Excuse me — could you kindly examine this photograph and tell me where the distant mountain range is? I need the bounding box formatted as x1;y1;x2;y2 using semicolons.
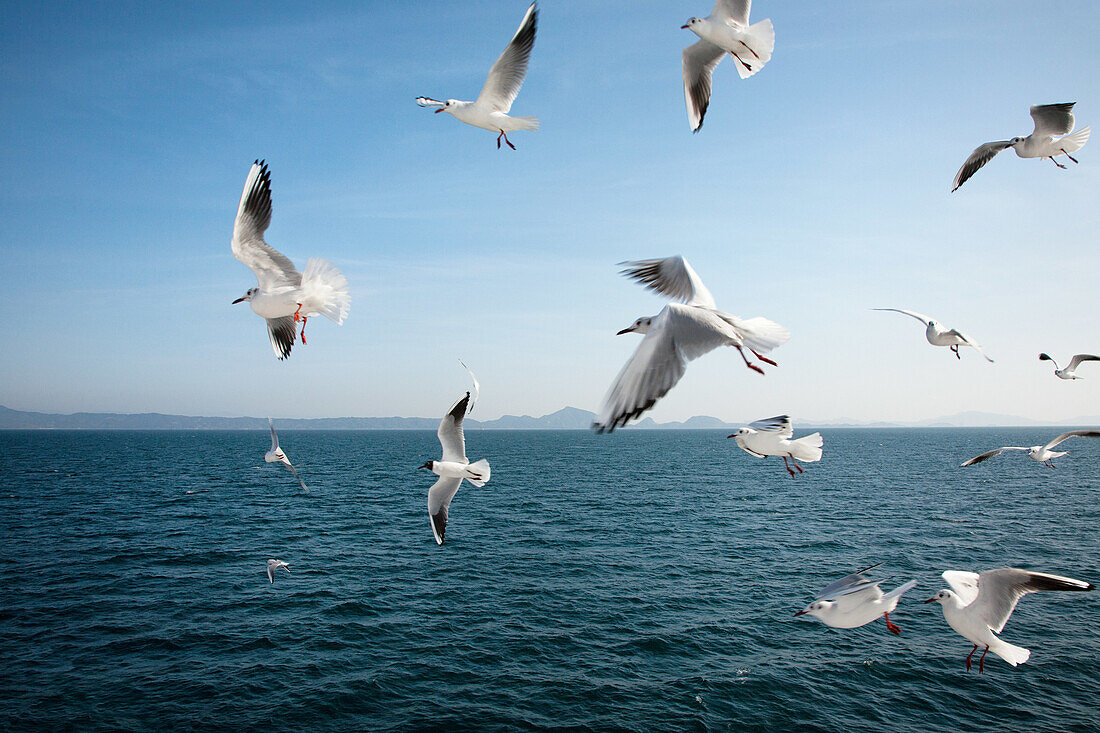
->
1;405;1096;431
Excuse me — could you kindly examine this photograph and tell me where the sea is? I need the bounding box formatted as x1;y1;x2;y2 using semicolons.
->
1;428;1098;731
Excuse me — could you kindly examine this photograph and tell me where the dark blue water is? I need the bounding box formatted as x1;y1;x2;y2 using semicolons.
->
2;428;1098;731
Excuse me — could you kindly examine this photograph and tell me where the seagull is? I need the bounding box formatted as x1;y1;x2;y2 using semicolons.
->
419;392;491;545
873;308;993;362
266;419;307;491
728;415;823;477
459;359;480;413
795;563;917;635
1039;352;1100;380
231;160;351;359
593;256;789;433
681;0;774;132
925;568;1094;672
416;3;538;150
266;559;290;584
952;103;1090;191
961;430;1100;468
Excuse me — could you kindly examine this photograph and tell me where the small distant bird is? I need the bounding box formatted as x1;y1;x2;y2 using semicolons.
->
728;415;823;477
925;568;1094;672
961;430;1100;468
1039;352;1099;380
681;0;774;132
231;160;351;359
795;563;917;635
594;256;789;433
419;392;491;545
416;3;539;149
266;419;307;491
873;309;993;362
266;559;290;584
952;103;1090;191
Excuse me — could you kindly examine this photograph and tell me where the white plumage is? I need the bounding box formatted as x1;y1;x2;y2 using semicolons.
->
873;308;993;362
728;415;823;477
795;563;917;635
420;392;492;545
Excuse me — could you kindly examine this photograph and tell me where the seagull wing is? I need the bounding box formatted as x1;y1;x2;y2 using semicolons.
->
594;304;730;433
619;256;717;309
265;316;296;360
944;329;994;362
681;40;726;134
475;2;537;114
713;0;751;26
872;308;933;325
1030;102;1075;137
459;360;480;414
438;392;471;463
815;562;886;600
416;96;446;108
231;161;301;290
942;570;981;606
970;568;1094;633
427;476;463;545
268;418;279;452
267;565;274;583
284;461;307;492
1043;430;1100;451
951;140;1014;192
961;447;1029;466
747;415;793;438
1067;354;1100;372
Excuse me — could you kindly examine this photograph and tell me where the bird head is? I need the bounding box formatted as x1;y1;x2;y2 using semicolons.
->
418;460;435;471
727;428;751;440
681;17;701;30
436;100;458;114
794;601;830;618
232;287;258;305
1010;136;1024;146
924;590;950;605
617;317;653;335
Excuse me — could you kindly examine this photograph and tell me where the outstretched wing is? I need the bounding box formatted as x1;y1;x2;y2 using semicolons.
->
1067;354;1100;372
961;446;1029;466
1030;102;1075;137
284;461;307;492
427;476;463;545
971;567;1094;633
951;140;1013;192
438;392;471;463
619;256;717;309
459;360;480;414
1043;430;1100;451
748;415;793;438
268;418;279;452
945;329;994;362
942;570;981;606
873;308;933;326
231;161;300;290
266;316;296;360
713;0;751;27
476;3;537;113
681;40;725;134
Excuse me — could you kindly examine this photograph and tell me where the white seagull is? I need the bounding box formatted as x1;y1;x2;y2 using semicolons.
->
795;563;918;636
681;0;774;132
266;419;307;491
873;308;993;362
416;3;539;150
1039;352;1099;380
925;568;1094;672
961;430;1100;468
728;415;823;478
419;392;491;545
266;559;290;584
594;256;789;433
231;160;351;359
952;103;1090;191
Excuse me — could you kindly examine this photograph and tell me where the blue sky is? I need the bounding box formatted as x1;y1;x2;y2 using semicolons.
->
1;1;1098;424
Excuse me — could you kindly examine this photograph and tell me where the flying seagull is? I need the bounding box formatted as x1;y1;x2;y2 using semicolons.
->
419;392;491;545
266;559;290;584
795;563;917;635
952;103;1090;191
873;309;993;362
231;161;351;359
961;430;1100;468
728;415;823;477
1039;352;1099;380
416;3;539;149
266;419;307;491
594;256;789;433
681;0;774;132
925;568;1094;672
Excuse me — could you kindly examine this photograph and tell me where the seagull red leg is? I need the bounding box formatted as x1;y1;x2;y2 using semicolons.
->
978;645;989;674
738;40;760;60
300;316;308;345
1049;157;1067;170
788;453;804;474
736;346;765;375
293;303;303;323
882;612;901;635
496;131;503;149
965;644;977;671
1061;148;1079;164
502;131;515;150
750;349;777;367
782;456;796;478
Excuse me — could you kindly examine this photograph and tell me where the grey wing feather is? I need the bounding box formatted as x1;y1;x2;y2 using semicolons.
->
952;141;1014;192
1067;354;1100;371
476;3;537;113
1031;102;1075;137
972;568;1094;633
945;329;994;362
681;40;725;134
266;316;296;360
713;0;751;26
961;447;1027;466
269;418;279;451
285;462;307;492
1044;430;1100;450
427;476;463;545
873;308;932;325
748;415;792;438
618;256;717;309
815;562;886;600
231;161;301;289
438;392;471;463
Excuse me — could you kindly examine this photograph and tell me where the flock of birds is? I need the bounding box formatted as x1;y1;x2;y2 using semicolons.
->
231;1;1096;674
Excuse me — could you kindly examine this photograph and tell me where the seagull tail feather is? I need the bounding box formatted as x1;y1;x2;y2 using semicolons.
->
1057;125;1090;155
511;116;539;131
299;257;351;324
464;459;491;487
790;432;823;462
731;18;774;79
991;639;1030;667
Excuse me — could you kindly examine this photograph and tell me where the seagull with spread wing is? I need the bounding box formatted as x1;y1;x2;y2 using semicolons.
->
265;419;307;492
728;415;823;477
230;161;350;359
925;568;1094;672
952;103;1090;191
593;256;789;433
419;392;491;545
266;559;290;584
873;308;993;362
416;3;539;150
795;563;917;635
961;430;1100;468
681;0;774;132
1039;352;1100;380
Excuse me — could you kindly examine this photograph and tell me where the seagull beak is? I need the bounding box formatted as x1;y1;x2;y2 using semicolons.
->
616;327;634;335
726;434;736;439
680;24;689;29
434;107;444;114
923;597;938;604
232;296;246;304
794;610;807;617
